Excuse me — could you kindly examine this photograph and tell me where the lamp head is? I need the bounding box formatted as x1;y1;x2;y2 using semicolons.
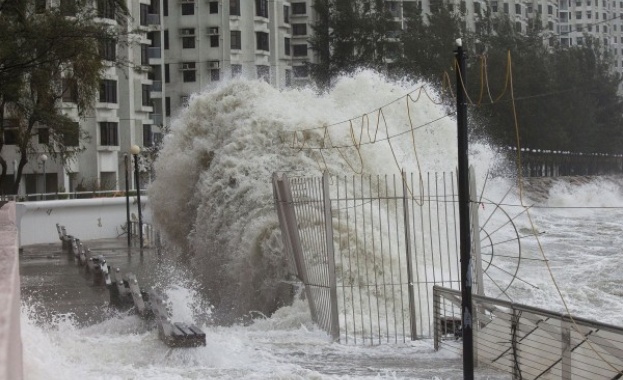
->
130;145;141;155
40;154;48;162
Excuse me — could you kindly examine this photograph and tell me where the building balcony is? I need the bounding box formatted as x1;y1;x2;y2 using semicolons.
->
150;113;163;126
147;14;160;26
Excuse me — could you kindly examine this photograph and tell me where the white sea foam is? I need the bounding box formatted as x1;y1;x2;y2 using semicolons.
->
22;72;623;379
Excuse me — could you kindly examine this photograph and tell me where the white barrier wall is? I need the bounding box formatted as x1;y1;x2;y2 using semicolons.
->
17;197;150;246
0;202;23;380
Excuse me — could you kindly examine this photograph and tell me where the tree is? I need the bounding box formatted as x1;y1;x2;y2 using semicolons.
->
0;0;131;194
309;0;395;90
469;16;623;153
398;2;464;86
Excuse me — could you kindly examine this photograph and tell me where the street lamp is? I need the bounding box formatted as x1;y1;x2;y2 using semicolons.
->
40;154;48;200
130;145;143;249
124;153;131;247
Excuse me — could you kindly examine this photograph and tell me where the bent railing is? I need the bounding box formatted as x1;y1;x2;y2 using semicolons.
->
433;285;623;379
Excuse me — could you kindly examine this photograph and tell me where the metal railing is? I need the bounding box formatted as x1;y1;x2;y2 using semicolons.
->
273;171;481;344
128;221;160;248
433;286;623;379
2;189;147;202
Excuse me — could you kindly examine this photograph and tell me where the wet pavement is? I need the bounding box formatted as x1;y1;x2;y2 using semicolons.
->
19;238;162;325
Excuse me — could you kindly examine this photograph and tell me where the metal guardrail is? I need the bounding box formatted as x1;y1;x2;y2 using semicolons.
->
433;286;623;379
273;171;480;344
2;189;147;202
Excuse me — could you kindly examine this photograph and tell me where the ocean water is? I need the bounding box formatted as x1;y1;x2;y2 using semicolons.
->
21;72;623;379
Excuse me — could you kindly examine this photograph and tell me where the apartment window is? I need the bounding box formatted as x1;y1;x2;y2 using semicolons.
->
587;0;591;4
257;65;269;82
38;128;49;145
515;22;522;32
515;4;520;13
474;2;481;13
577;0;582;5
292;2;306;14
460;1;466;13
538;5;542;13
99;39;116;61
140;3;149;26
292;23;307;36
181;2;194;15
231;64;242;77
163;0;168;16
293;65;308;78
504;3;509;13
293;44;307;57
284;5;290;23
64;122;79;147
165;64;170;83
285;69;292;87
99;80;117;103
210;35;219;47
97;0;115;18
181;28;196;48
230;0;241;16
142;84;151;106
527;4;532;13
209;1;218;13
285;37;291;55
576;11;582;19
3;127;17;145
596;12;599;19
211;69;220;81
256;0;268;17
181;62;196;82
587;24;592;31
180;95;189;107
141;44;149;65
163;30;169;49
576;24;583;31
99;122;118;146
587;10;592;18
548;5;553;14
143;125;153;147
491;1;498;12
256;32;269;51
62;78;77;103
231;30;241;49
577;36;584;44
549;21;554;30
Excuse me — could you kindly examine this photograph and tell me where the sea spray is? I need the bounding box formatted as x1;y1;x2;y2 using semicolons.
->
149;71;504;322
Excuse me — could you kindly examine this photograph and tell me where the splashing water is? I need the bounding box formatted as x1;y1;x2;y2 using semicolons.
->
148;71;502;322
22;71;623;378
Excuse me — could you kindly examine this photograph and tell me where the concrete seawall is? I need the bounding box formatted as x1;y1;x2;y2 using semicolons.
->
0;202;22;380
17;197;150;246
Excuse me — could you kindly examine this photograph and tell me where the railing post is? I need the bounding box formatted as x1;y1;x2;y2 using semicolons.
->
272;173;319;324
402;171;418;340
433;286;441;351
469;166;482;367
561;318;572;380
322;172;340;342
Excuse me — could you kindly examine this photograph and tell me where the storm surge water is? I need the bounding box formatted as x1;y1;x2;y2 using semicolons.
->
148;71;481;322
20;72;623;379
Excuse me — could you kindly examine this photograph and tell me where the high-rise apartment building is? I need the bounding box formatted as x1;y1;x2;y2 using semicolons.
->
3;0;621;198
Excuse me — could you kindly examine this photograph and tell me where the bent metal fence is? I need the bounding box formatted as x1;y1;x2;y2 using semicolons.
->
433;286;623;379
272;170;484;344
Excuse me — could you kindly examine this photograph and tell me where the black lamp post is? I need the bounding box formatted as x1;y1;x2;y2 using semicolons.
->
124;153;131;247
130;145;143;249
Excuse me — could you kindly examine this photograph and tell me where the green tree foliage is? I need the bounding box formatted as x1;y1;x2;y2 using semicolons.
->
309;0;395;89
399;1;464;86
0;0;131;194
470;16;623;153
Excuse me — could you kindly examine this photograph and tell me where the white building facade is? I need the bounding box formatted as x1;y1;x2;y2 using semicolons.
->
3;0;621;197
